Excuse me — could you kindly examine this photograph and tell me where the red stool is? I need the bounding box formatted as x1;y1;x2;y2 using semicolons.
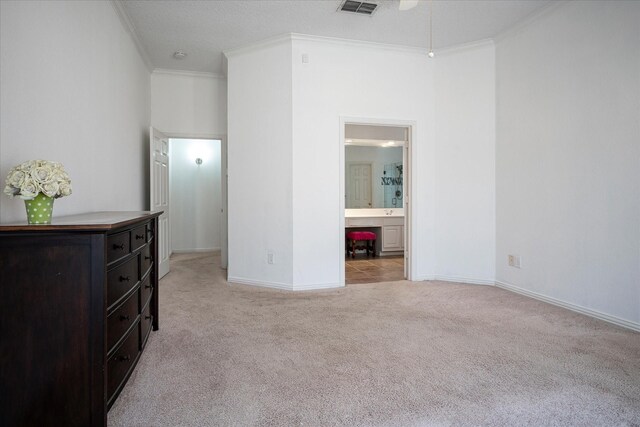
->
346;231;377;259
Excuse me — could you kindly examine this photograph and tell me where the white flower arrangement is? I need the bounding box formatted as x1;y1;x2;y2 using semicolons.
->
4;160;72;200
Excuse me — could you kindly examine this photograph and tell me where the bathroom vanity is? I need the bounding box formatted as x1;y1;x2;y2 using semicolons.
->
345;208;404;255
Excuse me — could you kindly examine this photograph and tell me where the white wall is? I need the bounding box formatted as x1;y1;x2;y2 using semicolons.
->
495;1;640;326
290;36;499;288
226;34;497;290
151;71;227;254
226;41;294;288
434;42;496;285
291;37;436;289
0;0;150;222
169;138;221;252
151;71;227;136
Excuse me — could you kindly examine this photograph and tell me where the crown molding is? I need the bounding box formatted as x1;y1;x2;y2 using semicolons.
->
224;33;429;59
223;34;292;58
289;33;428;56
152;69;226;79
434;39;494;57
493;0;570;44
110;0;153;72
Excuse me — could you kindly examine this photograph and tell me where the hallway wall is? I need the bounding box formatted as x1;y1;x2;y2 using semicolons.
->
170;139;222;252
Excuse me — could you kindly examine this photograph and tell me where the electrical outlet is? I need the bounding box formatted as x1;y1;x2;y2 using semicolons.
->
508;254;521;268
267;252;275;264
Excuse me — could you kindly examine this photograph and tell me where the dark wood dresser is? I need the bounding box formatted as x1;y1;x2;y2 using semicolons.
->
0;211;161;427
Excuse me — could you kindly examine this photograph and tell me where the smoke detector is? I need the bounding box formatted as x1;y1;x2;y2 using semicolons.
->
338;0;378;15
173;51;187;60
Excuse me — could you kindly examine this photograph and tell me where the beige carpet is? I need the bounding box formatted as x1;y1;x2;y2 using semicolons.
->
109;253;640;426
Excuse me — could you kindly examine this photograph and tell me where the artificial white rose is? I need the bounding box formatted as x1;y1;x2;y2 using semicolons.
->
5;160;72;200
60;170;70;181
42;181;60;198
31;165;54;184
4;184;19;197
23;160;38;170
19;178;40;200
58;181;72;197
50;172;63;184
8;169;26;187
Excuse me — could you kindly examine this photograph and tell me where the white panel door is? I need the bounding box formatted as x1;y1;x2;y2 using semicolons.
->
347;163;372;208
150;127;170;279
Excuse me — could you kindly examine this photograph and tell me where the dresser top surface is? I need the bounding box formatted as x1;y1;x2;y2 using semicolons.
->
0;211;162;232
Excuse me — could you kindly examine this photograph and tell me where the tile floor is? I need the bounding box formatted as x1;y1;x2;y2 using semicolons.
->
345;255;405;284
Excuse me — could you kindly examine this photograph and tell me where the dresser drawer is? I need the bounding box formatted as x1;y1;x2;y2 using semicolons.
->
107;326;140;403
131;225;147;252
107;291;139;354
107;256;139;309
141;244;153;278
107;231;130;264
146;221;154;241
140;274;153;308
140;299;153;349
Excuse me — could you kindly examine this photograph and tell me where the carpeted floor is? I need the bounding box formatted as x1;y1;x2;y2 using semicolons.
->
109;253;640;426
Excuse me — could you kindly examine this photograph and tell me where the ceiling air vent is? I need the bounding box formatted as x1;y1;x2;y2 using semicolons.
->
339;0;378;15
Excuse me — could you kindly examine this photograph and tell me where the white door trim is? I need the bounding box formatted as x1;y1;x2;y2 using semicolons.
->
150;127;171;279
160;133;228;269
339;117;416;285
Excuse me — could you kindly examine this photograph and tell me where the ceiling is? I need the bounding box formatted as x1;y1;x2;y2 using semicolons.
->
120;0;551;75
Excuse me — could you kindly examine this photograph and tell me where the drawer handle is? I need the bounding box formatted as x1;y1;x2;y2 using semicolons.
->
145;315;152;320
119;315;130;321
135;234;145;240
145;284;152;289
118;355;131;362
113;243;125;250
119;275;130;282
144;256;152;260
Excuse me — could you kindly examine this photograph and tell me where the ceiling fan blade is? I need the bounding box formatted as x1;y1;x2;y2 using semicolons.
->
399;0;419;11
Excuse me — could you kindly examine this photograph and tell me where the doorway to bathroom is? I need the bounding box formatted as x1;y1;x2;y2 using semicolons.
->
340;119;413;285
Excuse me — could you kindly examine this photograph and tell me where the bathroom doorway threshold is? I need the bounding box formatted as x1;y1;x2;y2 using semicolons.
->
345;255;404;285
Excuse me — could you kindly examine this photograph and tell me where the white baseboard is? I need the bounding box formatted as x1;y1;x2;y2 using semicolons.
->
495;280;640;333
228;276;293;291
228;276;343;292
434;275;495;286
411;274;493;286
172;248;221;254
293;282;343;291
412;274;435;281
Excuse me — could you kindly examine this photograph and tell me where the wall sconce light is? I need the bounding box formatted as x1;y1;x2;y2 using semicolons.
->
195;158;203;165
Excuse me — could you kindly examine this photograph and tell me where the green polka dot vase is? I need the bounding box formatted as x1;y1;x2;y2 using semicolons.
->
24;192;55;225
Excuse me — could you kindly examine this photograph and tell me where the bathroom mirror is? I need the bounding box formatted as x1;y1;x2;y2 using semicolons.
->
345;143;403;209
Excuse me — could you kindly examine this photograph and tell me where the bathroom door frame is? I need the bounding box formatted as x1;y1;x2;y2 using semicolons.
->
339;117;415;285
